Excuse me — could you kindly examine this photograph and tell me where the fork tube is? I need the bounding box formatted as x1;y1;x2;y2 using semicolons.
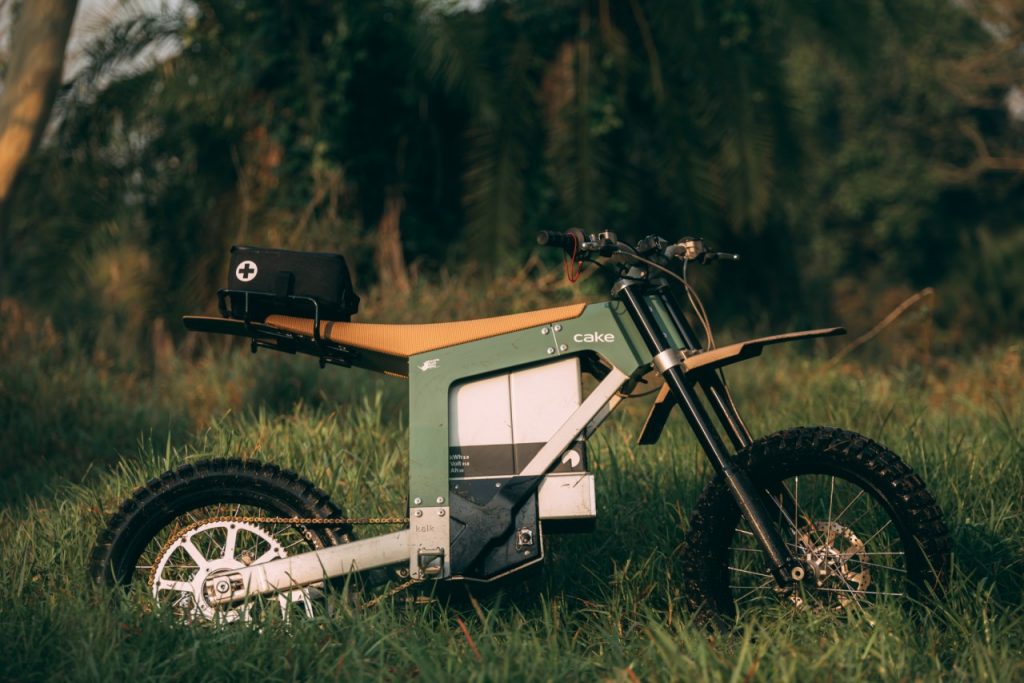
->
615;281;798;586
657;287;808;527
655;287;753;449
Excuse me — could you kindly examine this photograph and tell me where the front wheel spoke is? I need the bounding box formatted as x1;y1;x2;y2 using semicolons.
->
836;542;866;565
848;558;905;573
774;484;828;550
735;579;775;603
858;551;905;556
830;571;870;605
770;498;800;537
792;476;800;549
860;519;894;548
816;586;903;598
729;565;772;578
837;504;888;540
830;490;866;529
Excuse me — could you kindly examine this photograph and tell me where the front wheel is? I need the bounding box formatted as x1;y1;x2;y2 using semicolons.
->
681;427;950;621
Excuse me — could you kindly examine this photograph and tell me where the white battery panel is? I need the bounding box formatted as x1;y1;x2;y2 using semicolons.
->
449;373;513;447
509;358;581;445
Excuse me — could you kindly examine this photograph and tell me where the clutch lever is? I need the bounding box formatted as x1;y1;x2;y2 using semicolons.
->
665;237;740;264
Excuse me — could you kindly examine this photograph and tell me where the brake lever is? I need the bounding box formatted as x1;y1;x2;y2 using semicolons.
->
700;251;741;264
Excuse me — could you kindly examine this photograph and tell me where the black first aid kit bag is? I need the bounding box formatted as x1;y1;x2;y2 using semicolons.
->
222;245;360;322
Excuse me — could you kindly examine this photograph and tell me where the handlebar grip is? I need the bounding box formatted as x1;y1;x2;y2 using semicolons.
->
537;231;571;248
537;229;585;253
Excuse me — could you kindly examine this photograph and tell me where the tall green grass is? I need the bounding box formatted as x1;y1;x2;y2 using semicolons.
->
1;292;1023;681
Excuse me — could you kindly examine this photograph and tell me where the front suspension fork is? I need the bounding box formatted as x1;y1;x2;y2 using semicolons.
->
616;282;804;587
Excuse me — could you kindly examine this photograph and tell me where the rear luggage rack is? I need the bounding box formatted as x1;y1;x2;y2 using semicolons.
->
218;288;331;342
196;290;358;369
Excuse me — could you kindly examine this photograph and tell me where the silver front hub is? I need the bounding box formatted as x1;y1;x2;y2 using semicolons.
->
797;521;871;608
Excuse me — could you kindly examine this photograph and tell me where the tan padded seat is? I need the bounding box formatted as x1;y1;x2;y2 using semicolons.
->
264;303;587;358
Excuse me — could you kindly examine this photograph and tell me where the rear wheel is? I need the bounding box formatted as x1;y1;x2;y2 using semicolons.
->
90;459;354;623
681;427;950;621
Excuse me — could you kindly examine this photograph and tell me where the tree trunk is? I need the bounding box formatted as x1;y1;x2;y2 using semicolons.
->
373;188;411;294
0;0;79;294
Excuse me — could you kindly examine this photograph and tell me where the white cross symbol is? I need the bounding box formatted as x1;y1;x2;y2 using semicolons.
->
235;260;258;282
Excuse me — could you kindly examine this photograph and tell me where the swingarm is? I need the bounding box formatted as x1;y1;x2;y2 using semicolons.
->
203;531;410;607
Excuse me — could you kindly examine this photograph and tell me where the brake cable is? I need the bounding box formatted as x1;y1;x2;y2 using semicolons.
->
616;250;716;350
563;231;583;282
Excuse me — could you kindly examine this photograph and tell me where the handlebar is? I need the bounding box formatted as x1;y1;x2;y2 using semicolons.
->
537;229;739;265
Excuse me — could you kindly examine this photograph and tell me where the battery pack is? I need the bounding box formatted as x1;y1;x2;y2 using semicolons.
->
448;358;596;521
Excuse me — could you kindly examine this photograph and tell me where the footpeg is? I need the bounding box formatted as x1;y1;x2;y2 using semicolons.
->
417;548;445;577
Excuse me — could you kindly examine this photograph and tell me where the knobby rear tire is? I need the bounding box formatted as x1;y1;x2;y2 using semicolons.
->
89;458;352;589
680;427;950;622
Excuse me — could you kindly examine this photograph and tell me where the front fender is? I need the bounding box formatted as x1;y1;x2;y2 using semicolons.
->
636;327;846;446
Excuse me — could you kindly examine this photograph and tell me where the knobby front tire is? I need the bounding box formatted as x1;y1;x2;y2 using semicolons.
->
681;427;950;622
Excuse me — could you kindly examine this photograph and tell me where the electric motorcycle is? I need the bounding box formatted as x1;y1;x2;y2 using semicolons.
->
90;230;950;623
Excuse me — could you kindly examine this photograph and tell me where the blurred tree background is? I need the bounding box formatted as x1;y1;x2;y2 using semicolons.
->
2;0;1022;349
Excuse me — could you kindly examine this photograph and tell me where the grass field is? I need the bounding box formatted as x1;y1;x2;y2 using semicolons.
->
2;292;1023;682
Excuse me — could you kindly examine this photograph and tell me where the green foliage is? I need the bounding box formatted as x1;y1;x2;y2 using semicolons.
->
4;0;1023;343
777;0;1024;336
